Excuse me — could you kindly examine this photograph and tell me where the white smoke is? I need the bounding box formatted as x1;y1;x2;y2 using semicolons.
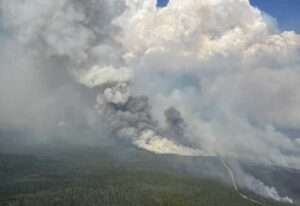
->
135;129;209;156
248;179;293;204
80;65;132;105
1;0;300;203
233;163;294;204
79;66;133;88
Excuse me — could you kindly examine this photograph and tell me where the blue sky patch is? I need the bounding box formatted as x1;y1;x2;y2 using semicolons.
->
157;0;300;32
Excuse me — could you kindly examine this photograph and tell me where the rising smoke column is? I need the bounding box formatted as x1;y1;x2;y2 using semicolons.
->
1;0;300;202
80;65;207;156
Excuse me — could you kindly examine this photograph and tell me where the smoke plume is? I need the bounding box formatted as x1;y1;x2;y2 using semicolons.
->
1;0;300;202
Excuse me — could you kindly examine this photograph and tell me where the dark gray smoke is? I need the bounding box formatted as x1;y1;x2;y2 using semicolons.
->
164;107;187;145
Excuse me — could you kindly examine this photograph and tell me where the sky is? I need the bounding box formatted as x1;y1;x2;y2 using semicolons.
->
251;0;300;32
157;0;300;32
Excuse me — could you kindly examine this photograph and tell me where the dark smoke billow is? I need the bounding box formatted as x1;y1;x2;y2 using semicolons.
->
1;0;300;203
86;67;205;156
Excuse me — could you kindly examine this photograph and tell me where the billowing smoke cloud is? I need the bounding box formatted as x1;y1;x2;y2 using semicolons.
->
1;0;300;202
80;64;206;156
